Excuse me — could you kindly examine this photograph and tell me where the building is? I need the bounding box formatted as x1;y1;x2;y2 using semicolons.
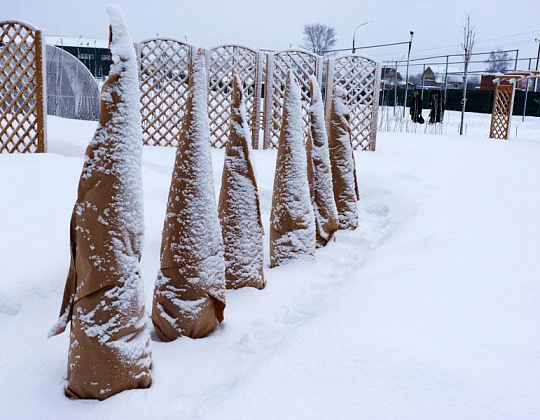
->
381;67;406;89
45;36;111;79
420;65;463;90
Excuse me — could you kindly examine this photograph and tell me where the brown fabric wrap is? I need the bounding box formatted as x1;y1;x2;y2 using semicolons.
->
50;19;151;400
270;72;315;267
152;51;226;341
218;75;265;289
328;89;360;230
306;80;339;247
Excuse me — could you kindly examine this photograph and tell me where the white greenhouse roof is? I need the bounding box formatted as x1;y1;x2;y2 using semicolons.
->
45;35;109;49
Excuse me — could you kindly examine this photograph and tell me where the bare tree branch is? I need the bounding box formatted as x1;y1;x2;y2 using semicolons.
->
301;23;337;57
459;13;477;135
485;49;510;73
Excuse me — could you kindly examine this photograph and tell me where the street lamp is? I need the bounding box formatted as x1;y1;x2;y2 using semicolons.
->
352;21;373;54
402;31;414;118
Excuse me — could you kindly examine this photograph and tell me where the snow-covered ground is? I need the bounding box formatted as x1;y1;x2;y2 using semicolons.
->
1;111;539;419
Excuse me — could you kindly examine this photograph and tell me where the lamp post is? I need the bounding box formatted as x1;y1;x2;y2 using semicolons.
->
402;31;414;118
535;38;540;92
352;21;373;54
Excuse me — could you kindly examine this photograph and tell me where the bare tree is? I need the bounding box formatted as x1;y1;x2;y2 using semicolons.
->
459;13;477;135
301;23;337;57
485;49;510;73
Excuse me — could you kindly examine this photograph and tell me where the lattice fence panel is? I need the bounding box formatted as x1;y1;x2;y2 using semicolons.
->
139;38;192;147
489;84;514;140
325;55;380;151
0;20;46;153
263;49;323;149
207;45;263;149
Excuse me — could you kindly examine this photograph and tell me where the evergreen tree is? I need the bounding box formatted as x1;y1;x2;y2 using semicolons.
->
152;49;226;340
328;87;360;230
218;74;265;289
49;6;151;400
306;76;339;246
270;71;316;267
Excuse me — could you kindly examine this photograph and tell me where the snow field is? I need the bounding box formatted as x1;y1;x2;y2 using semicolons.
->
0;112;539;419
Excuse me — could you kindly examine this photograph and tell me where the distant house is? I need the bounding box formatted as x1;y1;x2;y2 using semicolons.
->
45;36;111;79
381;67;407;89
420;65;463;90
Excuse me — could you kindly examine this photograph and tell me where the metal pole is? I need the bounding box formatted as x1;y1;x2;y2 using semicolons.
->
523;79;530;122
535;38;540;92
523;58;532;122
402;31;414;118
421;64;425;101
394;61;398;116
444;55;449;107
514;49;519;71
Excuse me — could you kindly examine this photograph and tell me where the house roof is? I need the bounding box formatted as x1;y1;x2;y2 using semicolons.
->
45;35;109;49
423;64;462;83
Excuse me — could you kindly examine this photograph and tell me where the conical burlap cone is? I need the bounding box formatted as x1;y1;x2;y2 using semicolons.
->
152;49;226;341
306;76;339;247
218;74;265;289
49;7;151;400
270;71;316;267
328;86;360;230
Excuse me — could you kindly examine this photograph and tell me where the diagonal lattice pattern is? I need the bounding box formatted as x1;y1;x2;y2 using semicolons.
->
263;50;322;149
0;20;46;153
139;38;192;147
325;56;380;151
489;84;513;140
207;45;263;149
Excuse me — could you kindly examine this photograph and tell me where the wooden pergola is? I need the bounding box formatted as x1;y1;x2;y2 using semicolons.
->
489;71;540;140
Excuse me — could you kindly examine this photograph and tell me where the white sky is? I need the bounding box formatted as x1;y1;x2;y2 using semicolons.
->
3;0;540;73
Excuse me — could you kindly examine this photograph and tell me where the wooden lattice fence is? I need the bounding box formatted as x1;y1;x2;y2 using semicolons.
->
139;40;380;151
325;55;380;151
0;20;47;153
139;38;193;147
489;84;514;140
207;45;263;149
263;49;323;149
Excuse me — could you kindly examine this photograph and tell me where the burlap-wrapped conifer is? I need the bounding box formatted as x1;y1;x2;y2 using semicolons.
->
306;76;339;246
328;86;360;230
151;49;226;341
218;74;265;289
49;6;152;400
270;71;316;267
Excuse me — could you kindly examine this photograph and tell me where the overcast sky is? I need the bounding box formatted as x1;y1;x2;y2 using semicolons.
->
3;0;540;71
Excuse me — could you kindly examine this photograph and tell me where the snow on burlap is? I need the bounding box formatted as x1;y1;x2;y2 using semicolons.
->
306;76;339;247
218;74;265;289
270;71;316;267
49;6;152;400
328;86;360;230
152;49;226;340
